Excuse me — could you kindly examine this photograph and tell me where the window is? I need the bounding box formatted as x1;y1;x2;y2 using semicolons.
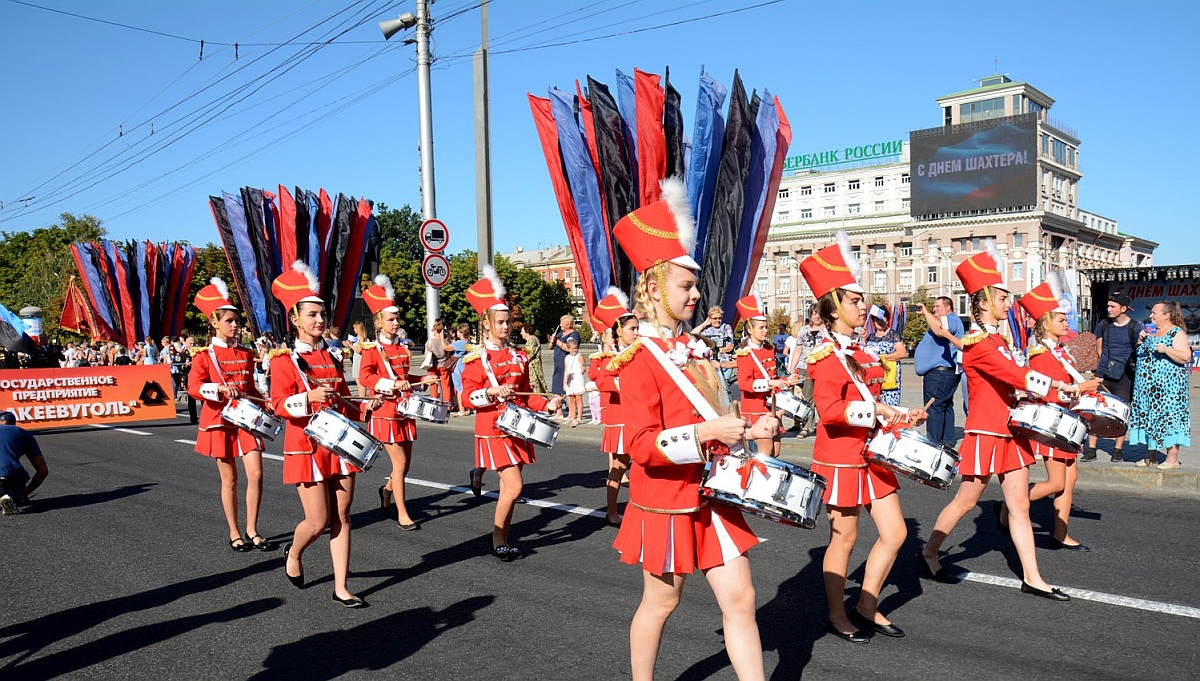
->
823;183;836;194
800;185;812;196
779;278;790;295
778;187;790;199
757;278;768;297
850;246;861;261
800;208;813;219
874;271;887;291
874;176;884;188
957;295;969;316
551;271;558;281
824;206;836;217
959;96;1005;123
898;243;913;257
848;179;861;190
1013;262;1024;281
848;203;861;215
901;198;910;210
1013;233;1024;248
873;245;886;258
928;267;938;284
901;173;910;184
874;200;885;212
777;210;789;222
900;270;914;288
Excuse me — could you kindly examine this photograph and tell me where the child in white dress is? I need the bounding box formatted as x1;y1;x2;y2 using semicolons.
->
562;339;585;426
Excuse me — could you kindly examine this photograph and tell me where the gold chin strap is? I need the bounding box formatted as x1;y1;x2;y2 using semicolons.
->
831;288;845;327
986;288;1013;348
655;264;678;322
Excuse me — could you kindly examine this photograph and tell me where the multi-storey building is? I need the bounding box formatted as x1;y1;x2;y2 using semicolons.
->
503;244;584;303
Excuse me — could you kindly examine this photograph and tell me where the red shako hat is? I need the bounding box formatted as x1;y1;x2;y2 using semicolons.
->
363;274;398;315
1017;281;1068;321
955;239;1008;295
194;277;238;317
735;292;767;323
613;177;700;273
466;265;508;315
272;260;323;310
799;231;865;298
592;287;633;330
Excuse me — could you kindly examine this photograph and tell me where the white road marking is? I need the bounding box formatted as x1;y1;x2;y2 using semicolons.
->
89;424;150;435
175;439;197;445
960;570;1200;619
407;477;606;518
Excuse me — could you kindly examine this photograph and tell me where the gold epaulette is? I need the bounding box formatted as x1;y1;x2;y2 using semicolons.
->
1027;344;1048;358
267;348;291;360
734;348;751;357
359;341;377;350
463;351;481;364
606;338;643;372
188;345;208;356
806;341;835;364
962;331;988;346
466;343;480;353
590;351;613;360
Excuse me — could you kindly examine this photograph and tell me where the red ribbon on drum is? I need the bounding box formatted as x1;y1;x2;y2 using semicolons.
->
737;457;768;491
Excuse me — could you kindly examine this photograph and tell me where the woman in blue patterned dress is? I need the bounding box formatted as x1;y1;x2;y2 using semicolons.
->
1129;301;1192;469
864;306;907;407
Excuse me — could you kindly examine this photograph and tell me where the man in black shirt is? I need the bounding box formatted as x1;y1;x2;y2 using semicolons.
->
1085;293;1143;462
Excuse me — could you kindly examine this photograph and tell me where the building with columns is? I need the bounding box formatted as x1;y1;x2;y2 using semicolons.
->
760;75;1156;330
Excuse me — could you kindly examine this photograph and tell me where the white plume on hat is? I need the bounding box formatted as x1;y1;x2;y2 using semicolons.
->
1046;271;1064;300
983;238;1008;289
211;276;229;301
835;230;862;281
374;274;395;302
482;264;505;298
752;289;765;314
659;176;695;253
606;286;630;312
292;260;320;294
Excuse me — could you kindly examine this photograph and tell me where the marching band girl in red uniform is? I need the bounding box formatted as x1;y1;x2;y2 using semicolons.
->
609;180;778;681
800;237;925;643
919;244;1078;601
357;275;429;530
461;267;561;561
734;293;799;458
589;288;637;525
188;277;270;552
270;262;378;608
1012;282;1101;551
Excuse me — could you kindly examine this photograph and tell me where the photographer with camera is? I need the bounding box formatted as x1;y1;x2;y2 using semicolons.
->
1085;293;1143;462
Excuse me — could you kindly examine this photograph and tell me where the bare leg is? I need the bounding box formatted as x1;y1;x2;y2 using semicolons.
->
241;451;264;539
1163;444;1180;466
922;475;989;572
1029;456;1066;503
290;481;332;581
859;493;906;625
630;570;685;681
384;441;415;525
1053;460;1079;544
704;556;765;681
214;458;242;543
493;464;524;548
999;468;1053;591
823;505;860;633
606;453;629;522
327;475;357;600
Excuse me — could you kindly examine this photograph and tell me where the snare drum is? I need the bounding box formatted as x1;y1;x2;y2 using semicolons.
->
701;452;826;529
867;428;960;490
496;404;560;448
1071;391;1130;438
220;399;284;441
1008;401;1088;453
401;393;450;424
304;409;384;471
773;391;811;422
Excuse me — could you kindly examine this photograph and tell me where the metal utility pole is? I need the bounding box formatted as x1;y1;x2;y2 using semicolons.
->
414;0;439;331
473;1;494;273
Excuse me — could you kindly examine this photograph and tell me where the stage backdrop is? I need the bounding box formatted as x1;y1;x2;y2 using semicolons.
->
0;365;177;430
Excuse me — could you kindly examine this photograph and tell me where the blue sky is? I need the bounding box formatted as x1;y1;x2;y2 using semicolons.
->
2;0;1197;264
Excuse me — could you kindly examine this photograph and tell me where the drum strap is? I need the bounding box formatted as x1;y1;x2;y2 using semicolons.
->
1045;342;1085;383
829;340;885;428
748;344;771;382
478;348;502;390
208;348;229;387
641;337;721;420
290;352;313;392
377;344;398;380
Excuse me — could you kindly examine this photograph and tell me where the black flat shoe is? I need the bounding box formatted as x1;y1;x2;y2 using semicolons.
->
397;521;419;531
850;609;906;638
916;551;957;584
1051;540;1091;552
468;469;483;498
1020;582;1070;601
249;533;273;551
230;536;252;553
825;622;869;644
282;542;304;589
492;545;515;562
331;593;368;608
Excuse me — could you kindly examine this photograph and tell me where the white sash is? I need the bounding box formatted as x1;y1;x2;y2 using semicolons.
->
747;343;771;381
827;334;887;427
1044;341;1085;383
640;336;721;420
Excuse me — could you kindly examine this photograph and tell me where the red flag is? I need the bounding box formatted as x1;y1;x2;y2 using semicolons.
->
317;188;333;283
576;80;609;228
175;249;197;337
110;245;138;348
742;97;793;298
635;68;667;208
528;93;598;317
277;184;297;266
333;198;372;332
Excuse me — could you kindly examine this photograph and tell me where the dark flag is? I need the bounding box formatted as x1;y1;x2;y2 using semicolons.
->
725;89;778;313
209;197;257;336
695;71;754;324
615;69;640;194
222;192;269;336
172;248;197;337
586;76;635;298
241;187;284;337
326;193;357;328
663;68;686;180
152;244;170;338
687;71;728;267
741;96;792;299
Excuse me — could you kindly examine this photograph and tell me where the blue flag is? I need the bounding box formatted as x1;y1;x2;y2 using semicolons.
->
223;192;270;334
725;89;780;312
687;71;727;266
615;69;639;197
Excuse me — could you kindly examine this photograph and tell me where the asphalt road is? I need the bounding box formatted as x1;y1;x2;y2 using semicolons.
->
2;413;1197;680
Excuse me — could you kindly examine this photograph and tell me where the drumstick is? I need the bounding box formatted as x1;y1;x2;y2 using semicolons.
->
922;397;935;412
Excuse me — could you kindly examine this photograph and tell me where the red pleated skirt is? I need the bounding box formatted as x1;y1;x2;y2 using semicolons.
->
811;461;899;508
475;435;535;470
601;424;625;455
959;433;1035;476
195;427;263;459
282;448;360;485
369;417;417;444
1015;436;1076;462
613;502;759;576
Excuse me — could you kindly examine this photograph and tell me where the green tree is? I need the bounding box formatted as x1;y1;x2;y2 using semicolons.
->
374;203;424;262
0;212;105;337
182;244;235;338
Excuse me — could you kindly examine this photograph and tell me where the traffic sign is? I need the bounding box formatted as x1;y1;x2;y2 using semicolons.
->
420;219;449;253
422;253;450;288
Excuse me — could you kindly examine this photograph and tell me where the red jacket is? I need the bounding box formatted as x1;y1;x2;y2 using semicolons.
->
588;352;622;426
357;338;422;420
460;342;550;437
269;342;359;456
737;343;777;414
808;336;884;465
961;329;1052;437
1026;340;1075;405
187;339;263;431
